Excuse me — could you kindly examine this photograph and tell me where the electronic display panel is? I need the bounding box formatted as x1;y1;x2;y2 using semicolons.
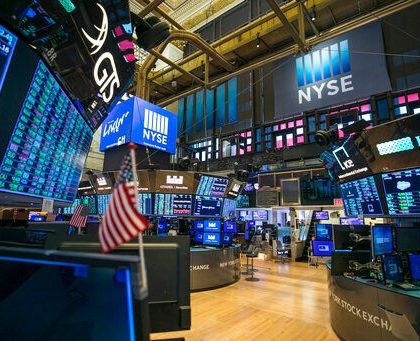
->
312;240;334;257
224;221;237;233
301;178;341;205
225;179;244;199
193;196;223;216
193;220;204;230
222;198;237;218
0;24;92;203
371;225;393;257
154;194;192;216
203;220;221;233
339;217;364;225
315;224;333;241
136;170;154;193
252;210;268;221
395;228;420;252
90;173;115;195
409;254;420;281
320;136;372;182
383;255;404;284
97;194;111;215
314;211;329;220
63;196;97;215
203;232;221;246
139;193;152;215
155;170;195;194
196;175;229;197
194;232;203;243
222;234;233;246
381;168;420;216
340;176;384;216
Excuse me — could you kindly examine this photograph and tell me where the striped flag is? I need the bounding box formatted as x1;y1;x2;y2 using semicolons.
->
69;205;89;229
99;151;148;253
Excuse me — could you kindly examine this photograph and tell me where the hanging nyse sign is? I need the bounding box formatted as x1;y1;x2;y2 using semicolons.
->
155;171;195;194
274;22;391;116
100;97;177;154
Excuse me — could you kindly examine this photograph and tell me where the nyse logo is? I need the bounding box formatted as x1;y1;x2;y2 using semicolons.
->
208;234;216;240
166;175;183;185
209;222;216;228
296;40;354;104
96;177;107;186
143;109;169;145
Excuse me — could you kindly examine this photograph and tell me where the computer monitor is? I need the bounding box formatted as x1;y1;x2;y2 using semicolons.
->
314;211;329;220
312;240;334;256
408;254;420;281
222;234;233;246
383;254;404;284
247;220;256;227
193;220;204;231
395;227;420;252
28;212;47;222
333;224;371;251
203;220;221;233
203;232;221;246
371;225;393;257
339;217;364;225
223;221;237;233
315;224;333;241
194;232;203;243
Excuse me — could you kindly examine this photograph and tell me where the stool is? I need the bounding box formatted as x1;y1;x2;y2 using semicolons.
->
245;254;259;282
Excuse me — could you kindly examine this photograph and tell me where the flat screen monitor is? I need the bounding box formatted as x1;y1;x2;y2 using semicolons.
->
194;231;203;243
196;175;229;197
381;168;420;216
203;232;221;246
301;178;341;205
339;217;364;225
28;211;47;222
252;210;268;221
222;198;237;218
154;194;192;216
157;218;170;233
203;220;221;233
97;194;111;215
371;225;393;257
63;196;97;215
312;240;334;256
395;228;420;252
154;170;195;194
333;224;371;251
0;24;92;203
193;196;222;216
222;234;233;246
315;224;333;241
225;179;244;199
340;176;384;216
247;220;256;227
314;211;329;220
409;254;420;281
281;179;301;205
139;193;152;215
383;254;404;284
193;220;204;230
224;221;237;233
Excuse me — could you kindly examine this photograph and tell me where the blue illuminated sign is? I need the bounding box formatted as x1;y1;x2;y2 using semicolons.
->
203;232;220;246
99;97;177;154
376;136;419;156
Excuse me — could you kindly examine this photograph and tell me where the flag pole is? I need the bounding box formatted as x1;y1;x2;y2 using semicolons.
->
129;142;148;299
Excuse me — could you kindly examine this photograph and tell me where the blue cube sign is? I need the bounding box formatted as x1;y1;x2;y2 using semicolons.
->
100;97;177;154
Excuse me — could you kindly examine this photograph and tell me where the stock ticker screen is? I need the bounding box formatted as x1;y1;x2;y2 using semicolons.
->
340;176;384;216
139;193;152;215
154;194;192;216
0;24;92;202
381;168;420;216
97;194;111;215
196;175;229;197
193;196;223;216
62;196;97;215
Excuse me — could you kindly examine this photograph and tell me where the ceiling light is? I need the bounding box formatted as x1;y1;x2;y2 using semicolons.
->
311;6;316;21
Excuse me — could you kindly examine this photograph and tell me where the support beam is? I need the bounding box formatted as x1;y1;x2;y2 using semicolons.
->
265;0;307;52
299;0;320;36
150;79;177;95
148;49;205;85
138;0;165;18
138;0;185;30
297;1;305;43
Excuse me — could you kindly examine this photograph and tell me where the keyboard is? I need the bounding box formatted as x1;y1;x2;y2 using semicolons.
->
393;282;420;291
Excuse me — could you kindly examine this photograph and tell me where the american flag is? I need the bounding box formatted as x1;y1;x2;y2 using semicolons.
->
99;151;148;253
69;205;89;229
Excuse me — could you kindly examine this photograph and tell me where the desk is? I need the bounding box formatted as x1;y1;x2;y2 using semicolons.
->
328;266;420;341
190;245;240;291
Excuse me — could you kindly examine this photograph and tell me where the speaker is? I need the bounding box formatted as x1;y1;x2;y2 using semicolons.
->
132;15;170;51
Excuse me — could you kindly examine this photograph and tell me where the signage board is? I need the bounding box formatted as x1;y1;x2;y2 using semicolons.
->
274;22;391;116
155;170;195;194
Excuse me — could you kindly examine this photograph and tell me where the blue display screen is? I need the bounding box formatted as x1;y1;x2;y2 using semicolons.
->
314;211;329;220
340;176;383;216
383;255;404;283
194;232;203;243
203;232;220;246
339;217;364;225
315;224;332;241
312;240;333;256
381;168;420;216
193;196;222;216
222;198;236;218
372;225;393;257
222;234;232;245
247;220;256;227
224;221;237;233
97;194;111;215
409;254;420;281
0;29;92;202
203;220;221;233
193;220;204;230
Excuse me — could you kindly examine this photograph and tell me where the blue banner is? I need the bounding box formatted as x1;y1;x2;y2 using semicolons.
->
99;97;177;154
274;22;391;116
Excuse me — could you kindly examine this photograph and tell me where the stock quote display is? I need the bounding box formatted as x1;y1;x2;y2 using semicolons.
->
382;168;420;216
154;194;192;215
196;176;228;197
0;60;92;202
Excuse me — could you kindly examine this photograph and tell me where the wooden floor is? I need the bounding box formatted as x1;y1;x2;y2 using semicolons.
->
151;258;339;341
